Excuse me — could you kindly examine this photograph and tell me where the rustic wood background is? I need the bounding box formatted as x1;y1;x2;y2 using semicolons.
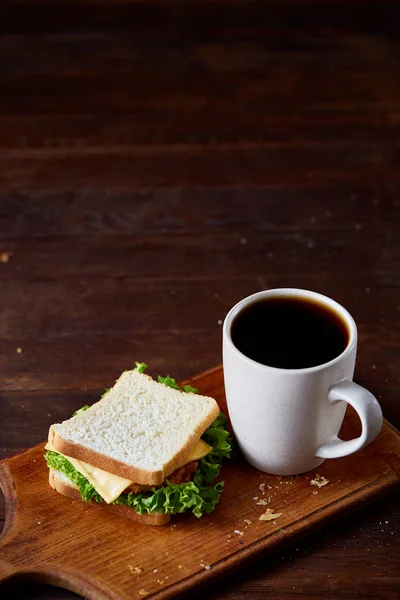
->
0;0;399;598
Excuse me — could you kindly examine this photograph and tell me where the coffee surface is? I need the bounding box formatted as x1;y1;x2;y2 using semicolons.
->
231;296;349;369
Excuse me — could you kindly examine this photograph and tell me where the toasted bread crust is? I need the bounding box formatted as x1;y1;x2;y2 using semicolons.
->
49;399;219;485
49;469;171;526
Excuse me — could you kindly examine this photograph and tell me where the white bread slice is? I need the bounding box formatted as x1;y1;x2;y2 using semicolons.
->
49;469;171;526
49;370;219;485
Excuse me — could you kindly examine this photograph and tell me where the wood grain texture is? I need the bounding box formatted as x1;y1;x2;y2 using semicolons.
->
0;0;399;597
0;366;399;600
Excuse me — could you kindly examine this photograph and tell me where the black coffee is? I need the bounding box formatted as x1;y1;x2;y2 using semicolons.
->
231;296;349;369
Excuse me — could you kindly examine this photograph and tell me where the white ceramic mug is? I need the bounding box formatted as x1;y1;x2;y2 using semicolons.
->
223;288;383;475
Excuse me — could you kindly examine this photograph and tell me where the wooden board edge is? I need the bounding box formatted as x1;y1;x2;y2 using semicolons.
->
0;566;121;600
0;461;17;546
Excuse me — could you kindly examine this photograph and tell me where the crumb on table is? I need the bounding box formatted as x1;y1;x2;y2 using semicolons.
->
310;474;330;488
259;508;283;521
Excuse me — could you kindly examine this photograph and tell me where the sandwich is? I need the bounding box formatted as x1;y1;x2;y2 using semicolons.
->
44;363;232;525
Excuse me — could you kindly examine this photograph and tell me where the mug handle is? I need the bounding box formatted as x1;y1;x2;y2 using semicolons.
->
315;379;383;459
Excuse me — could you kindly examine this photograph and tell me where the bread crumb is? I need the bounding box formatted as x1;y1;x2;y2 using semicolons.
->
138;590;148;597
0;252;10;263
310;474;329;488
256;499;269;506
153;568;158;573
178;565;183;569
259;509;283;521
253;496;259;500
243;519;252;525
233;530;244;536
16;347;23;354
312;491;318;495
259;483;266;493
129;566;143;575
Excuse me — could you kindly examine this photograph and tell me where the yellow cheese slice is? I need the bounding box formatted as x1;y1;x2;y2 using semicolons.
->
176;439;212;468
45;440;133;503
45;438;212;504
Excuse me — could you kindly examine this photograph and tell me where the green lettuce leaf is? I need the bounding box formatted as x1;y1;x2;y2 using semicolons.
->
44;450;103;503
135;361;147;373
45;448;225;517
157;375;181;391
114;479;224;518
72;404;91;417
158;375;199;394
196;413;233;484
201;413;232;461
182;384;199;394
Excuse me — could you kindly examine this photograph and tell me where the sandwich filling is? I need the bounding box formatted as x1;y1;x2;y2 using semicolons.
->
45;413;231;518
44;438;213;503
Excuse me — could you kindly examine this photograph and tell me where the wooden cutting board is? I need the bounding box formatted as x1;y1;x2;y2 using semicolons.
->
0;365;399;600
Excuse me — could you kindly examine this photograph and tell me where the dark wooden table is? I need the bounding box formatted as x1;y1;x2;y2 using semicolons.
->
0;1;399;598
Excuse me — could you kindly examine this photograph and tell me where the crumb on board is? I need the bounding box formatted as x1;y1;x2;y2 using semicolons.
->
256;498;269;506
129;565;143;574
16;347;23;354
153;568;158;574
259;508;283;521
233;529;244;536
253;496;259;500
138;590;149;597
178;565;183;569
310;474;330;488
243;519;252;525
312;491;318;495
259;483;266;493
